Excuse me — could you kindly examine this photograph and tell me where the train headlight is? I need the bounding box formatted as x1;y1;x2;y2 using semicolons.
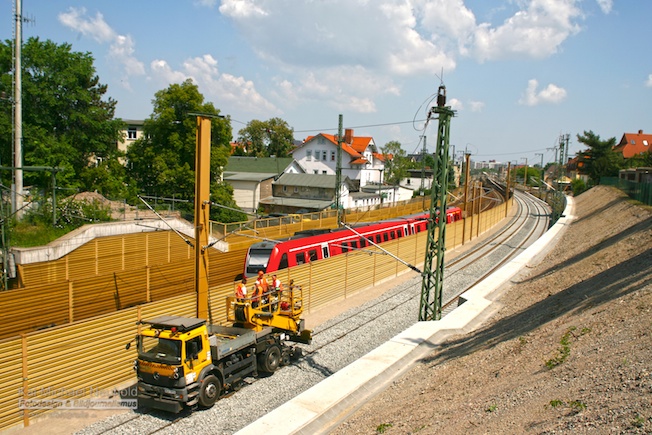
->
172;367;181;380
132;359;139;371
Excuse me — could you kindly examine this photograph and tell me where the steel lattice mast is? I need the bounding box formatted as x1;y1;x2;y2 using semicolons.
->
419;85;455;321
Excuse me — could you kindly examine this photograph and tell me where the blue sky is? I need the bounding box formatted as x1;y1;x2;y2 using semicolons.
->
2;0;650;165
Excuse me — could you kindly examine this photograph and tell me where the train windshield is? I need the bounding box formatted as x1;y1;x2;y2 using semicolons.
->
246;248;272;275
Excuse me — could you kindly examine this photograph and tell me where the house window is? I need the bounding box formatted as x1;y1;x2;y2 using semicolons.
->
293;187;299;193
331;151;335;161
322;170;327;174
306;150;312;161
322;151;327;160
127;127;137;139
314;170;319;174
283;186;287;192
314;151;320;161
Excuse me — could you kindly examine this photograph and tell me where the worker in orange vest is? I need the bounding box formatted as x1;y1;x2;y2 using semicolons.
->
255;270;269;307
235;278;247;302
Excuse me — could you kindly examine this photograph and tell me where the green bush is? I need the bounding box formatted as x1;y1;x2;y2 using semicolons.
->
571;178;588;196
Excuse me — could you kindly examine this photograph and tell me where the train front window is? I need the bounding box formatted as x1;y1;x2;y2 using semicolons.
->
246;248;271;274
278;253;289;270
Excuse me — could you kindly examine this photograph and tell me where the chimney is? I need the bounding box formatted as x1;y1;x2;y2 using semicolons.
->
639;130;643;134
344;128;353;144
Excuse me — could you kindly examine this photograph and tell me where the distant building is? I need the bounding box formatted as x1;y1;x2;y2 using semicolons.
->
117;119;145;155
614;129;652;158
259;173;349;213
287;129;386;187
222;156;293;213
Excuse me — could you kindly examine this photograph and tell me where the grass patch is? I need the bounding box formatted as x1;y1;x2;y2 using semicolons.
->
546;399;587;414
376;422;393;433
11;221;72;247
545;326;591;369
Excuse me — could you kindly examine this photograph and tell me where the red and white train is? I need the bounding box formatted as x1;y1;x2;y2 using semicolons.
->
243;207;462;278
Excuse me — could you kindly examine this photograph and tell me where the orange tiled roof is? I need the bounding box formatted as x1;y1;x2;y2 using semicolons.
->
303;133;364;159
372;152;386;162
614;130;652;158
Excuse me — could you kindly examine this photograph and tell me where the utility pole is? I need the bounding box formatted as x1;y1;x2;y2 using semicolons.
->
13;0;24;219
189;112;225;321
535;152;544;190
558;135;566;185
461;153;470;244
335;115;343;225
505;162;511;217
419;85;455;322
420;135;426;209
563;133;570;178
522;157;528;188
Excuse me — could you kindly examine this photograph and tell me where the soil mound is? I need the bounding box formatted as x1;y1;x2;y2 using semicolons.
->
335;186;652;434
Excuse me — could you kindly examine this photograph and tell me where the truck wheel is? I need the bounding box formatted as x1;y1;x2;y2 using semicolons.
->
199;375;221;408
259;345;281;373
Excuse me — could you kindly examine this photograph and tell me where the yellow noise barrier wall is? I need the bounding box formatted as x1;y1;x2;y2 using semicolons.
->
4;198;435;337
0;201;510;431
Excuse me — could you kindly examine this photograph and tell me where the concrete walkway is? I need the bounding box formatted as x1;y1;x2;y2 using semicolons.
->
236;196;575;435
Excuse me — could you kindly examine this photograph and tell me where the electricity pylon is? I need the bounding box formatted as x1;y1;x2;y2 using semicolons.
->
419;85;455;321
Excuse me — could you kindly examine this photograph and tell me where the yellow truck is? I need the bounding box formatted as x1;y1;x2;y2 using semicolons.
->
130;284;311;413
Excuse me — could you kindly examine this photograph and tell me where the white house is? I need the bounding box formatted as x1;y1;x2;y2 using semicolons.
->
287;129;386;187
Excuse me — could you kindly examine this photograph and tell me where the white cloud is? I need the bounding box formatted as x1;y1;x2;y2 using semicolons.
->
519;79;567;106
58;7;145;88
471;0;582;61
469;101;485;112
449;98;464;111
646;74;652;88
596;0;613;14
272;67;400;114
219;0;268;18
150;55;277;115
217;0;588;115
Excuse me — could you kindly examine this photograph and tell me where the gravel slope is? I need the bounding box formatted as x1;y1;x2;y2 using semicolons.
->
332;186;652;435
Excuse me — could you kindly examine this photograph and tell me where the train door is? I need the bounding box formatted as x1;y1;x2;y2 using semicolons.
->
321;242;329;259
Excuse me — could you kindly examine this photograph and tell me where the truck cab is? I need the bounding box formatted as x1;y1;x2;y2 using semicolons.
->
134;316;257;413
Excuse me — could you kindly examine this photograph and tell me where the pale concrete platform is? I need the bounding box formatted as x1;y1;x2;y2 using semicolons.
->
236;196;575;435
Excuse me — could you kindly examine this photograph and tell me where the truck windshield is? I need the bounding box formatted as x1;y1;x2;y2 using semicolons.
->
139;336;182;364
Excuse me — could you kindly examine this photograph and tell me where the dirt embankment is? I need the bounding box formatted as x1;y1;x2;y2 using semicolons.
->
334;186;652;435
69;192;180;221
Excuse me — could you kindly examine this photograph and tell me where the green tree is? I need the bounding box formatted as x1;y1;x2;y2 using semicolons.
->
381;141;409;186
0;37;124;194
127;79;229;198
79;153;137;201
127;79;245;222
237;118;294;157
576;130;622;184
625;150;652;168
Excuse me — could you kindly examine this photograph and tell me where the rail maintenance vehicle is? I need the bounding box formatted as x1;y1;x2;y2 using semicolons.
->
128;282;312;413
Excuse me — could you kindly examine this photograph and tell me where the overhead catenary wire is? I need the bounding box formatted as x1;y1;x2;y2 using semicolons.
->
137;195;194;248
339;221;421;274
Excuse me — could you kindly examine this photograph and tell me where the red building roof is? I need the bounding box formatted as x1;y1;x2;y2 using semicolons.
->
614;130;652;158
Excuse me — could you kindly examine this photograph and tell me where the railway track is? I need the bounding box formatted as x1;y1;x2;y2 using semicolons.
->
79;190;551;435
